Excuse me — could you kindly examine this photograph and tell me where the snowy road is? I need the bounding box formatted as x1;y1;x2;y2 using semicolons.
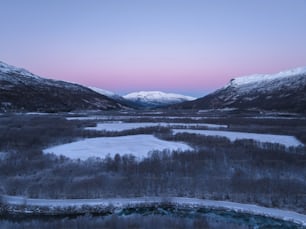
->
1;195;306;226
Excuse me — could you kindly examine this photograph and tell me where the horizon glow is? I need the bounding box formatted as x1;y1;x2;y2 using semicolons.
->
1;0;306;97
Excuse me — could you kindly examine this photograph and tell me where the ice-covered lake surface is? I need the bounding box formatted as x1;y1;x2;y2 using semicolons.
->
43;134;192;160
85;122;227;131
172;129;303;147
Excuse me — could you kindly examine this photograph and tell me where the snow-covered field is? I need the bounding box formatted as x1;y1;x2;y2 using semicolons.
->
2;195;306;226
85;122;227;132
172;129;303;147
43;134;192;160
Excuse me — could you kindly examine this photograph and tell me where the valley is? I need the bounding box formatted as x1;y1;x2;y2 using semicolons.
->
2;0;306;227
1;61;306;228
0;110;305;228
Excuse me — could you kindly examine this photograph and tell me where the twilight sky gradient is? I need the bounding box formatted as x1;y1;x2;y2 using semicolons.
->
1;0;306;97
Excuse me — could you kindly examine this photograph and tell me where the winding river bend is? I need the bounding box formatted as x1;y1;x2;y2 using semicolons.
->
1;196;305;228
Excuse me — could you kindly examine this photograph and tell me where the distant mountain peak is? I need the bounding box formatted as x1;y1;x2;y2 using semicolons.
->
123;91;195;108
124;91;195;100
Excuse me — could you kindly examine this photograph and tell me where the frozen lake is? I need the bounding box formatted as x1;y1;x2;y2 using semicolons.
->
43;134;192;160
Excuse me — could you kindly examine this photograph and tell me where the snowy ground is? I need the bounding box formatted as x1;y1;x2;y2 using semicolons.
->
172;129;303;147
85;122;227;132
2;195;306;226
43;134;192;160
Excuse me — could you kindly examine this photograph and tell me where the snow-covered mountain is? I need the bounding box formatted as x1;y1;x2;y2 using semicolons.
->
224;67;306;90
173;66;306;113
123;91;196;108
0;61;127;112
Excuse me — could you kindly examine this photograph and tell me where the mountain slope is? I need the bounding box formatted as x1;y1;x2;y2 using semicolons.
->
0;61;126;112
174;67;306;113
123;91;196;108
88;87;119;100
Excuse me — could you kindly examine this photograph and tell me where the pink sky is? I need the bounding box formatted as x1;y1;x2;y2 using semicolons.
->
1;0;306;97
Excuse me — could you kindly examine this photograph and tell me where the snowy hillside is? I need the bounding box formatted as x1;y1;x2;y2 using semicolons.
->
0;61;91;91
224;67;306;95
0;61;47;86
124;91;195;108
0;61;39;79
227;67;306;88
174;66;306;113
0;61;126;112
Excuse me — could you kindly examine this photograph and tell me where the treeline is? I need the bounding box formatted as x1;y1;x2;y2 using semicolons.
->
0;114;172;152
0;115;98;151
